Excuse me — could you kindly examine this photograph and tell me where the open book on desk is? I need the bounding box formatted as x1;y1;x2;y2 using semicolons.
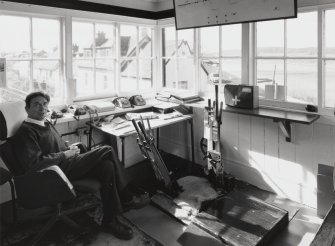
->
159;111;183;120
96;113;192;137
84;101;115;113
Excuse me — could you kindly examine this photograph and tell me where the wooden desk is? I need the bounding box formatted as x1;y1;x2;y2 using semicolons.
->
87;113;194;166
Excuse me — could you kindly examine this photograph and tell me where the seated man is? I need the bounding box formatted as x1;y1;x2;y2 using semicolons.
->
11;91;149;240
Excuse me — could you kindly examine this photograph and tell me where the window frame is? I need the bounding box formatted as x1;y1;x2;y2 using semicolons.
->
72;18;118;99
253;5;335;116
0;11;65;105
118;23;156;95
158;22;197;92
199;24;243;94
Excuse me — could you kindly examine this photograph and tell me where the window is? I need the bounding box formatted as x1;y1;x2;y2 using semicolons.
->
72;21;116;97
161;26;195;90
120;25;155;92
324;9;335;109
199;24;242;94
256;12;318;105
72;21;155;97
0;15;62;103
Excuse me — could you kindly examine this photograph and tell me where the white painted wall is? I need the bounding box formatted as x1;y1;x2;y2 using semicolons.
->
159;106;335;208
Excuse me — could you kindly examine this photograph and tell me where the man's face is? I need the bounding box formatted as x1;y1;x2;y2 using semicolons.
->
25;96;49;121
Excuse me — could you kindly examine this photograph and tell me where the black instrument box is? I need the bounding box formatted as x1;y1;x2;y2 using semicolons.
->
224;84;259;109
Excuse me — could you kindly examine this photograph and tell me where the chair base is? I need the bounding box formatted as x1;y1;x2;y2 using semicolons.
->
30;202;98;246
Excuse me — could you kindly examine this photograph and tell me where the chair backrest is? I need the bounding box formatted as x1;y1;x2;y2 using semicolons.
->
0;140;25;176
0;100;27;175
0;100;26;140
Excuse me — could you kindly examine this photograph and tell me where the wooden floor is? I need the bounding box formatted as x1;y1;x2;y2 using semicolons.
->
125;190;322;246
124;154;323;246
0;155;324;245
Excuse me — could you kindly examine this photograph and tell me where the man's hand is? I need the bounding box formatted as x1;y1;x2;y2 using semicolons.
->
64;145;80;158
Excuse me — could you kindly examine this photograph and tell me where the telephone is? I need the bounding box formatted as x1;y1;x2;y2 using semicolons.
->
74;107;86;116
51;110;63;119
129;95;146;106
84;101;115;113
83;104;98;114
112;97;131;108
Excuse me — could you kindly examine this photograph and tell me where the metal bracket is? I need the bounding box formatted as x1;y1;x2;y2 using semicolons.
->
276;120;292;142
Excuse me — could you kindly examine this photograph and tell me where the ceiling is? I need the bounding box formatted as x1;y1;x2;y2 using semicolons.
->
79;0;173;11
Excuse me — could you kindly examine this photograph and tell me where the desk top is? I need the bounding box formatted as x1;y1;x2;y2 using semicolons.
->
52;104;153;124
89;113;193;137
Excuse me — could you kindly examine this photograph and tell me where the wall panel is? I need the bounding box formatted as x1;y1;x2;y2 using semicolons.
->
160;110;335;208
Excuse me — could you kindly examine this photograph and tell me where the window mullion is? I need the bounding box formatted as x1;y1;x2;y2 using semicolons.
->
114;23;119;94
219;26;222;86
136;26;139;91
93;23;96;94
284;19;287;101
29;16;33;92
318;9;324;109
194;28;200;94
175;28;178;88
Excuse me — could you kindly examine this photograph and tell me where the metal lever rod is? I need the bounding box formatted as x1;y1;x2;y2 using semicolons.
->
138;121;150;143
146;118;154;140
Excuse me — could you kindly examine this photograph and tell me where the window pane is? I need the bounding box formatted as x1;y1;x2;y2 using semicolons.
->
33;18;60;59
73;59;94;96
120;59;137;91
325;60;335;108
33;61;60;97
6;61;30;92
162;27;176;57
95;59;115;94
256;59;284;100
120;25;137;58
221;24;241;57
287;12;317;57
0;16;30;59
95;23;115;58
139;27;153;58
200;58;219;93
221;58;241;83
257;20;284;57
139;59;153;90
177;58;194;90
178;29;194;57
72;22;94;58
325;10;335;58
200;26;219;57
162;58;176;88
287;59;317;104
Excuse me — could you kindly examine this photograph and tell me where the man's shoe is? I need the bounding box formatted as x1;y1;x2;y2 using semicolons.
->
101;216;133;240
123;193;151;211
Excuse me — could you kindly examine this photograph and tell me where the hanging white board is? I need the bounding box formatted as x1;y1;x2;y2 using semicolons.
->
173;0;297;30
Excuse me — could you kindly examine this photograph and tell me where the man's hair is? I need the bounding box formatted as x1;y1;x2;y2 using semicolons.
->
25;91;50;108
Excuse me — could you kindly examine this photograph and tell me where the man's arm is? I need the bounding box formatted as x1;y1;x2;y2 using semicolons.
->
14;130;65;172
13;128;79;173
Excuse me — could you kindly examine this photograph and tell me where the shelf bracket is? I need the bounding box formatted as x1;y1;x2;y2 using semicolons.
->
276;120;292;142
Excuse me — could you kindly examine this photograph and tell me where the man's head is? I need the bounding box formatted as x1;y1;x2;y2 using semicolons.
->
25;92;50;121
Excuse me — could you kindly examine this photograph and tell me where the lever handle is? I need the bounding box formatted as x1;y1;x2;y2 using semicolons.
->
138;121;150;143
131;119;144;141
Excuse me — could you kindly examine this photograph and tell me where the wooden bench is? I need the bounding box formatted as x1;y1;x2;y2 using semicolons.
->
311;203;335;246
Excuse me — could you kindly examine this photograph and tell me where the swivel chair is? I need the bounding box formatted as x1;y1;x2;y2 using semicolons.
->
0;100;101;245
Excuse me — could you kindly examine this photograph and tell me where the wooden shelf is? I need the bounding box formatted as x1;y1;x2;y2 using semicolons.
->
221;105;320;142
221;105;319;125
188;101;320;142
222;106;320;142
